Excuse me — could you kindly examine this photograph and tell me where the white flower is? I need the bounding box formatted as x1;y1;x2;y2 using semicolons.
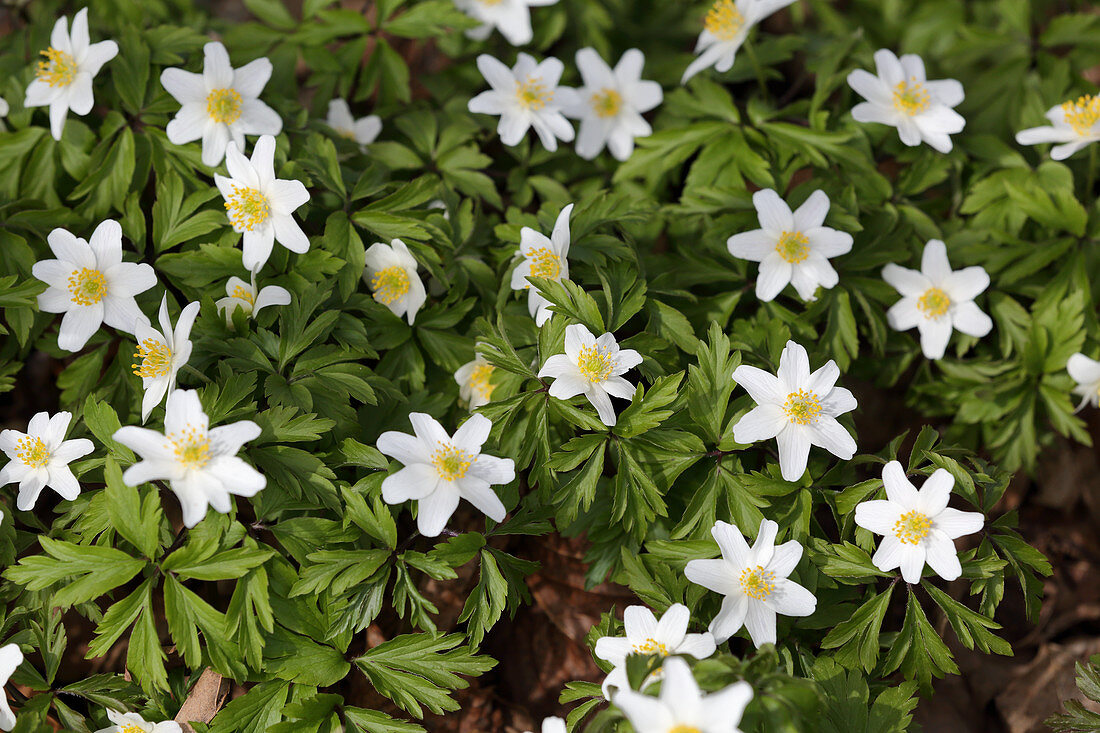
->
595;603;716;699
1068;353;1100;412
376;413;514;537
847;49;965;153
94;709;181;733
0;411;93;511
727;189;853;302
882;239;992;360
0;98;8;118
0;644;23;731
731;340;857;482
23;8;117;141
364;239;427;325
455;354;496;409
510;203;573;326
161;41;281;167
468;53;578;152
32;220;157;352
1016;94;1100;160
681;0;796;85
854;461;984;584
685;519;816;646
113;389;265;528
215;273;291;324
538;324;642;427
524;718;566;733
132;296;200;423
326;99;381;145
612;656;753;733
455;0;558;46
562;48;662;161
214;135;310;273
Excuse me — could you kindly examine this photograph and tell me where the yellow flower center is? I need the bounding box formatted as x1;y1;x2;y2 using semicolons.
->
468;363;496;400
894;510;932;545
170;426;212;469
479;0;504;5
432;443;474;481
577;345;615;383
121;725;145;733
370;265;410;305
132;339;173;379
224;186;271;232
68;268;107;306
15;436;50;468
632;638;670;656
590;88;623;118
704;0;745;41
775;231;810;263
739;565;775;601
892;79;931;116
669;727;702;733
1061;95;1100;137
206;88;243;124
917;287;951;319
526;247;562;283
515;76;552;111
783;389;822;425
36;47;77;87
231;285;256;306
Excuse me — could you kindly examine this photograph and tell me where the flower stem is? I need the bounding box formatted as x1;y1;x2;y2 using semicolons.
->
182;364;212;384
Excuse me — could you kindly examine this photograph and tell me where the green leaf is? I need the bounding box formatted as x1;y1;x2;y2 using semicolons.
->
354;632;496;717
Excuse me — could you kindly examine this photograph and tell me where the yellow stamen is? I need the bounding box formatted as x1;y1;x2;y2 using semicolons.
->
917;287;950;319
132;339;173;379
170;426;212;469
783;389;822;425
775;231;810;263
892;79;930;116
1061;95;1100;137
739;565;775;601
590;88;622;118
206;88;243;124
526;247;561;284
670;727;702;733
231;285;255;306
15;436;50;468
479;0;504;5
370;266;410;305
121;725;145;733
632;638;670;656
224;186;271;232
36;47;77;87
704;0;746;41
577;345;615;383
68;268;107;306
515;76;552;110
894;510;932;545
467;363;496;401
432;442;474;481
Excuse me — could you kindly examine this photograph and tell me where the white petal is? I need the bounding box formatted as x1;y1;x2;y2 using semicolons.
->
753;189;795;232
923;533;962;581
808;417;856;459
918;317;954;360
382;463;439;503
732;404;786;444
416;486;460;537
767;578;816;617
951;301;993;338
727;229;775;262
933;507;983;539
882;461;919;507
743;600;777;647
709;594;748;643
684;558;739;596
854;500;902;536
